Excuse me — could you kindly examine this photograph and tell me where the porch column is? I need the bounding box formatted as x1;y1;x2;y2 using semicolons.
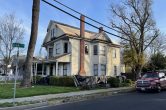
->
53;64;56;76
56;62;58;76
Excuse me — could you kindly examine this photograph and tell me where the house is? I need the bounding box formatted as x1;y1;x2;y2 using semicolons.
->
37;16;121;77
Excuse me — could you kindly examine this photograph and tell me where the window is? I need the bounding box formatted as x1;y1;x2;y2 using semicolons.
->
101;64;106;75
51;29;56;38
49;48;53;58
93;45;98;55
113;49;116;58
100;46;106;56
114;66;117;76
85;44;89;54
64;43;68;53
56;43;60;54
94;64;98;76
58;65;61;75
63;64;67;76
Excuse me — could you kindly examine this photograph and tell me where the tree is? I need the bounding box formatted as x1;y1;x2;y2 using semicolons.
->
147;53;166;71
110;0;159;78
0;14;24;79
21;0;40;87
149;34;166;55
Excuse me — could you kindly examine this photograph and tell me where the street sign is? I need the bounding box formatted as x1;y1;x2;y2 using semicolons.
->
12;42;24;106
12;43;25;48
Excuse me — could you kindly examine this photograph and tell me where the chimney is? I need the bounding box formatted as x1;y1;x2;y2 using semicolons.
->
79;15;86;76
99;27;103;33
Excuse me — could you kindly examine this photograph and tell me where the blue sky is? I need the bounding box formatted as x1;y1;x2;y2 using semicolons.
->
0;0;166;56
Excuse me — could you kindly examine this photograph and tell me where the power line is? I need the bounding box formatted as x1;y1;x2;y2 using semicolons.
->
52;0;122;34
41;0;130;41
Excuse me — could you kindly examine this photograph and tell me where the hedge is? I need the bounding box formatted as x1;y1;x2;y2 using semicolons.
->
107;77;120;87
49;76;75;87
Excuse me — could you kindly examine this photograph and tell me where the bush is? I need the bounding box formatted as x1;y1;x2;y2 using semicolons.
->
49;76;75;87
32;76;50;85
124;79;132;84
107;77;120;87
32;76;43;84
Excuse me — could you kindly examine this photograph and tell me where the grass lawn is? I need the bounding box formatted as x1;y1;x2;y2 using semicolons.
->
0;84;79;99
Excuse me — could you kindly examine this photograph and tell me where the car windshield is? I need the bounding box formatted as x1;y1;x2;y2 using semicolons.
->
142;73;158;78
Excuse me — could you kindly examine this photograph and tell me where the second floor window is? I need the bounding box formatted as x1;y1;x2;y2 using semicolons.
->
113;49;116;58
93;45;98;55
56;43;60;54
64;43;68;53
49;48;53;58
100;46;106;56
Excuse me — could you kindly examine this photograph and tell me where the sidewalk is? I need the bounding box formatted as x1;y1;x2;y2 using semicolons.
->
0;87;134;104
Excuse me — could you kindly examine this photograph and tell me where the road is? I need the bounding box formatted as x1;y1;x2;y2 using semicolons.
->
29;91;166;110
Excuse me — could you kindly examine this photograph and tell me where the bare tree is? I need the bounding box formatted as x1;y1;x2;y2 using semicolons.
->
110;0;159;78
149;33;166;55
21;0;40;87
0;14;24;80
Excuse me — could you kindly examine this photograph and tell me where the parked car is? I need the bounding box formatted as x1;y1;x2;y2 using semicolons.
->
136;72;166;92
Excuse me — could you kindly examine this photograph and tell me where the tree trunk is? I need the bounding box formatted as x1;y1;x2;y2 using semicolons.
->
21;0;40;87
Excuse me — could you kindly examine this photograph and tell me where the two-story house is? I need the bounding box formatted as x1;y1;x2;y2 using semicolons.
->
37;18;121;77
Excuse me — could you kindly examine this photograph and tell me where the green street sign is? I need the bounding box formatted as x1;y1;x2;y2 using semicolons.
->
12;43;25;48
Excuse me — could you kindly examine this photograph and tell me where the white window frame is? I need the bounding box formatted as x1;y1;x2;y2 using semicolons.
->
63;64;68;76
101;64;106;75
56;43;60;54
100;46;106;56
113;49;116;58
94;64;98;76
48;48;53;58
93;45;98;55
114;66;117;76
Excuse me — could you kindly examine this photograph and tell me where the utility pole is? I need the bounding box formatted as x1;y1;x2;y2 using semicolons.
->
21;0;40;87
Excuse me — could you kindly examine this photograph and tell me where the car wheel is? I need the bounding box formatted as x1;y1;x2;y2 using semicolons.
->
156;84;161;93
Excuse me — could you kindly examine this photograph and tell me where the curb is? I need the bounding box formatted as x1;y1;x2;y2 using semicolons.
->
0;102;48;110
0;87;135;110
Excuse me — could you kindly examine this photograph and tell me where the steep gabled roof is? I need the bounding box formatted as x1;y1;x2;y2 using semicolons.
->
43;20;118;45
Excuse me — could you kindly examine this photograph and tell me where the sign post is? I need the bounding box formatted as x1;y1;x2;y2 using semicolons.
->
12;43;24;106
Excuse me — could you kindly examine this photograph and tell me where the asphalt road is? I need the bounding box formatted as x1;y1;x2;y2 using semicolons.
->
29;91;166;110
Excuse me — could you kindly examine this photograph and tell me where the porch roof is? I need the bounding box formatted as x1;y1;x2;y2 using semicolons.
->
34;53;70;64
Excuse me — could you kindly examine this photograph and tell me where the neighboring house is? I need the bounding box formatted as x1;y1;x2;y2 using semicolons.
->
36;20;121;77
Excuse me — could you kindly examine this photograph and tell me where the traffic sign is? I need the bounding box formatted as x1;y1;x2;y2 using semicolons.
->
12;43;25;48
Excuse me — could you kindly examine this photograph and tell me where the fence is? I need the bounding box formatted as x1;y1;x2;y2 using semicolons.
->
0;75;23;81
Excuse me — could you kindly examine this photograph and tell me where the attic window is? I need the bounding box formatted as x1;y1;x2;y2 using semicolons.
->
51;29;55;38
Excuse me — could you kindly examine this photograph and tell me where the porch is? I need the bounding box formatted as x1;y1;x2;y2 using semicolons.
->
32;61;71;77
